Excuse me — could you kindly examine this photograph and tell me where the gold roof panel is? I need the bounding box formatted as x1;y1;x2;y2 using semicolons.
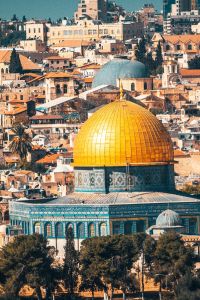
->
73;100;174;167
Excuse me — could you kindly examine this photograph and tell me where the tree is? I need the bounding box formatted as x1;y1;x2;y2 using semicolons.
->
152;232;195;293
80;235;139;300
0;234;57;300
9;123;32;162
175;272;200;300
63;227;79;299
9;48;23;74
188;56;200;69
155;41;163;67
11;14;18;21
135;37;147;64
22;15;27;22
146;51;155;75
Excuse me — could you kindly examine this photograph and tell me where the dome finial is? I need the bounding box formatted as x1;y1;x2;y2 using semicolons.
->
120;80;124;100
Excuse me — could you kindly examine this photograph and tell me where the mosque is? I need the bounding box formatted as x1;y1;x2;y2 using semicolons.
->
8;59;200;256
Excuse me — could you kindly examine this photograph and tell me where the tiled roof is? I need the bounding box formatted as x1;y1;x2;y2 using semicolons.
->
36;153;60;164
4;107;27;115
28;72;74;84
46;56;68;60
180;69;200;77
52;40;92;48
0;50;41;70
83;77;93;83
80;64;101;70
174;149;190;157
163;34;200;44
30;114;64;120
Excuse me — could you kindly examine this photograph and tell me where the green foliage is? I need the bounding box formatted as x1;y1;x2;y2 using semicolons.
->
63;227;79;297
9;123;32;161
175;272;200;300
0;234;56;299
80;235;139;299
155;41;163;67
135;38;163;75
9;48;23;74
181;184;200;196
188;56;200;69
0;32;25;47
21;162;47;174
135;37;147;64
11;14;18;21
152;232;195;290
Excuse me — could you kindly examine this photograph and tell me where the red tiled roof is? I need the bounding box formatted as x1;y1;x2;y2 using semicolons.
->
36;153;60;164
30;115;64;120
180;69;200;77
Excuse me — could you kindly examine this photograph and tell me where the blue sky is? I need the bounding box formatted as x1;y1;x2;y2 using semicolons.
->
0;0;162;20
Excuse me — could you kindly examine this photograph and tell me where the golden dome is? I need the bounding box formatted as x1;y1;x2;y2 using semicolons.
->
73;100;174;167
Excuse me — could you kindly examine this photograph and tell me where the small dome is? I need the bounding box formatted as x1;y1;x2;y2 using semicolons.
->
156;210;180;227
92;58;149;88
73;100;174;167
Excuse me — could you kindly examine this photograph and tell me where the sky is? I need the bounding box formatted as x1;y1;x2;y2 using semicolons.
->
0;0;162;20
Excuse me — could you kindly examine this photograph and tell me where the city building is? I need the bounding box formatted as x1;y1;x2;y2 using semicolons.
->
48;20;143;45
74;0;108;22
9;90;200;257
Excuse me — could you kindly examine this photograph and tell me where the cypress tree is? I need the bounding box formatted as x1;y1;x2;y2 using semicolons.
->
135;37;147;64
63;227;79;299
155;41;163;66
9;48;23;74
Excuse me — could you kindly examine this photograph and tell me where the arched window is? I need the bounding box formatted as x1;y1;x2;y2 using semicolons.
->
63;84;68;94
5;68;8;74
136;220;145;233
77;222;85;238
34;222;41;234
176;44;181;51
131;82;135;91
44;223;52;237
166;44;170;51
144;82;147;90
66;223;73;235
88;223;95;237
1;68;4;74
188;44;192;50
124;222;132;235
113;222;120;235
56;84;61;94
4;210;9;221
100;222;107;236
55;222;63;237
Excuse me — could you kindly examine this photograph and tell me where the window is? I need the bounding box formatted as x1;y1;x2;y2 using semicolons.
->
77;222;85;238
34;222;41;234
1;68;4;74
124;222;132;235
131;82;135;91
66;223;73;235
44;223;52;237
100;223;107;236
176;44;181;50
55;222;63;237
188;44;192;50
144;82;147;90
88;223;95;237
113;222;120;235
6;95;9;101
20;95;23;100
56;84;61;94
63;84;68;94
136;220;145;233
166;44;170;51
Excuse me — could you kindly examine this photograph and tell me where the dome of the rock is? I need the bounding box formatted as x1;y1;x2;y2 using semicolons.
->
73;100;174;167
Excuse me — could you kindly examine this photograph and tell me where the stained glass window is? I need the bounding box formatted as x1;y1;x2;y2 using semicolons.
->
55;222;63;237
100;223;107;236
77;223;85;238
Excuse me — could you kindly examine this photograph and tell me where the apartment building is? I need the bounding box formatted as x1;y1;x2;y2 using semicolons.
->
74;0;108;22
48;20;143;45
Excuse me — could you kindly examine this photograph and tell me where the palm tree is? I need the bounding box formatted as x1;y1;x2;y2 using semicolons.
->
9;123;32;162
